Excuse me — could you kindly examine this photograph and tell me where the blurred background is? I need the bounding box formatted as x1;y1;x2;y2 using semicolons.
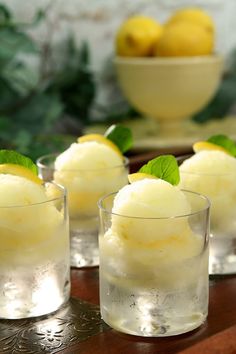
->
1;0;236;159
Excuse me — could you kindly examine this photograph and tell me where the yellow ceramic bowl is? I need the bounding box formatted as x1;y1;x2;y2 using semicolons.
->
114;55;223;122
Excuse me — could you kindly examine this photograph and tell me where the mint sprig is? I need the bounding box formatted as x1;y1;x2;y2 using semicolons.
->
207;134;236;157
139;155;180;185
0;150;38;174
104;124;133;153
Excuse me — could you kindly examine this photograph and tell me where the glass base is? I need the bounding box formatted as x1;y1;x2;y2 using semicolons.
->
70;216;99;268
0;261;70;319
100;266;208;337
101;283;207;337
102;313;206;337
209;234;236;275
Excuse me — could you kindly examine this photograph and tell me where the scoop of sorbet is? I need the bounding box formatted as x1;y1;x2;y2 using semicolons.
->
54;141;127;216
104;178;202;266
179;150;236;231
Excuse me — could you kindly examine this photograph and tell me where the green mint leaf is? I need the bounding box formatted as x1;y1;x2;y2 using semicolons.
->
0;150;37;174
139;155;180;185
207;134;236;157
104;124;133;153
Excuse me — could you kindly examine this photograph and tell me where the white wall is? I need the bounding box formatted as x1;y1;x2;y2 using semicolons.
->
4;0;236;70
3;0;236;116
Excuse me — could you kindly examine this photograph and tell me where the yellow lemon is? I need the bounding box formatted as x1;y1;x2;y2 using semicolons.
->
128;172;157;183
0;164;42;185
78;134;122;157
193;141;229;154
166;7;215;33
116;15;163;57
155;22;214;57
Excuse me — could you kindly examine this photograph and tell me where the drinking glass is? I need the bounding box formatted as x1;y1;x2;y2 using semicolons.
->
179;155;236;274
98;190;210;337
37;153;129;267
0;182;70;319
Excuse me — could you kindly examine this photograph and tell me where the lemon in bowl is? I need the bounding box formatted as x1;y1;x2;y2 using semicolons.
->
115;15;163;57
166;7;215;33
114;8;223;126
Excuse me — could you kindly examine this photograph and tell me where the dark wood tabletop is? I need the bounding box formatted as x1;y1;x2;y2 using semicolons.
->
0;151;236;353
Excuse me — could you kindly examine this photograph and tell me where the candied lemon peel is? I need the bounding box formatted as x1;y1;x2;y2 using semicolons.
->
0;163;42;185
128;172;158;183
78;134;122;157
193;141;230;155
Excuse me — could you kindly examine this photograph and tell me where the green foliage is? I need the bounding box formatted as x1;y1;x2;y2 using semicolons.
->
47;39;95;124
0;3;96;160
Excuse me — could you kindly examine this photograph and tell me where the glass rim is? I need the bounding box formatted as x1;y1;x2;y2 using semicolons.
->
36;153;129;172
0;181;66;209
98;189;210;220
178;153;236;176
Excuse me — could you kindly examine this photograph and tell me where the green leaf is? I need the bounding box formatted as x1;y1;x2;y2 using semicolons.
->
0;28;37;63
0;150;37;174
104;124;133;153
0;115;12;141
2;61;39;96
11;92;63;134
12;130;32;155
0;77;20;111
0;4;12;25
139;155;180;185
23;9;46;28
207;134;236;156
78;41;90;68
47;40;95;124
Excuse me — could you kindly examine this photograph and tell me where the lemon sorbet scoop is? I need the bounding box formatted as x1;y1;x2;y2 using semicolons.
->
54;141;127;217
102;178;203;269
179;150;236;231
0;173;65;265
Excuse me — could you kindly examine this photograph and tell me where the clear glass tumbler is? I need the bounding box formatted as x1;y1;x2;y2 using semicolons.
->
0;182;70;319
179;155;236;275
37;153;129;267
98;190;210;337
